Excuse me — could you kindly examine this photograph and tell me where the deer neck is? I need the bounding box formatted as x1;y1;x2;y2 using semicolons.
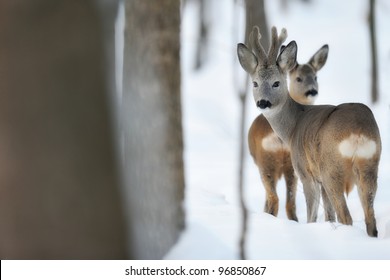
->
265;94;304;144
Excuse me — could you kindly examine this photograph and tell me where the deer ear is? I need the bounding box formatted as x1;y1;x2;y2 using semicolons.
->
309;44;329;71
237;43;258;74
277;41;297;73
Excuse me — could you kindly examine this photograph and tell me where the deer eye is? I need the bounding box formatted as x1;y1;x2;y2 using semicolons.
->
253;81;258;88
314;76;317;81
296;77;302;82
272;81;280;88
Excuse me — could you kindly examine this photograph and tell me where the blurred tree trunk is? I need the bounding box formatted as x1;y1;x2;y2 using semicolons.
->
194;0;209;70
368;0;378;103
244;0;269;49
0;0;127;259
237;0;269;260
280;0;311;12
122;0;185;259
97;0;121;106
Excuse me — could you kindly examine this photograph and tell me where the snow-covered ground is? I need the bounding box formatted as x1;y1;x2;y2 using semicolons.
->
166;0;390;259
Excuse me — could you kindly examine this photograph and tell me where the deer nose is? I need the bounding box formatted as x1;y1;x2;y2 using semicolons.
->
305;89;318;97
256;99;272;109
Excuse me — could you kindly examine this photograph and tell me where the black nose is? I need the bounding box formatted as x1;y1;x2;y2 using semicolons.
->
256;99;272;109
305;89;318;97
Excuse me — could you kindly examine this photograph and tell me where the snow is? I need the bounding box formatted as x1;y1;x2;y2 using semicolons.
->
165;0;390;259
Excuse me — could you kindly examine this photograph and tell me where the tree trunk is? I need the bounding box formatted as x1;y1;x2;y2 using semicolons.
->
0;0;127;259
194;0;209;70
122;0;185;259
245;0;269;49
237;0;269;260
369;0;378;103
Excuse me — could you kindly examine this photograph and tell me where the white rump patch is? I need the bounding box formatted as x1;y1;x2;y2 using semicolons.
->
262;132;288;152
338;134;377;159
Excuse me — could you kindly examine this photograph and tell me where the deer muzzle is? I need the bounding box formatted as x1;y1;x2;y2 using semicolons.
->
305;89;318;97
257;99;272;109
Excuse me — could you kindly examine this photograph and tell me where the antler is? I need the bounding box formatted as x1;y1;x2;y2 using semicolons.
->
249;25;287;66
268;26;288;62
249;26;267;63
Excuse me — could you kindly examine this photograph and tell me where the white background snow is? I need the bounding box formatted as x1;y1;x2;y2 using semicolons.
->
165;0;390;259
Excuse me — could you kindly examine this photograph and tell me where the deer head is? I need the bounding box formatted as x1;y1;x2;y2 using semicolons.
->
237;26;297;116
288;44;329;105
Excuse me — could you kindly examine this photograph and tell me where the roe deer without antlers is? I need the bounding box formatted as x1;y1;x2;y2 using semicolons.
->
238;26;381;237
248;43;329;222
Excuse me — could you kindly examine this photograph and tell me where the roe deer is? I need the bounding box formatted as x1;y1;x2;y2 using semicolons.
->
238;26;381;237
248;44;329;222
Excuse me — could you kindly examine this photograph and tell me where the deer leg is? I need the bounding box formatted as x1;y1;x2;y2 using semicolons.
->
321;185;336;222
355;163;378;237
301;178;320;223
322;173;353;226
260;168;279;217
332;196;352;226
283;159;298;222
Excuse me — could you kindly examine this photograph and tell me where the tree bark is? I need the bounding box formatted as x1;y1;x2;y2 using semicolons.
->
122;0;185;259
0;0;127;259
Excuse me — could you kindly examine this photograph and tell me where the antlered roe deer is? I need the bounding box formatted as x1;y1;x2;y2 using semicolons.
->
248;43;329;221
238;26;381;237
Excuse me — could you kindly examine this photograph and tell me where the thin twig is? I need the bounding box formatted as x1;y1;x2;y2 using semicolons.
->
238;75;249;260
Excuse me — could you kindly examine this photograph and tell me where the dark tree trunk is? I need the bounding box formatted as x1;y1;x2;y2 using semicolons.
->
0;0;127;259
369;0;378;103
122;0;185;259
